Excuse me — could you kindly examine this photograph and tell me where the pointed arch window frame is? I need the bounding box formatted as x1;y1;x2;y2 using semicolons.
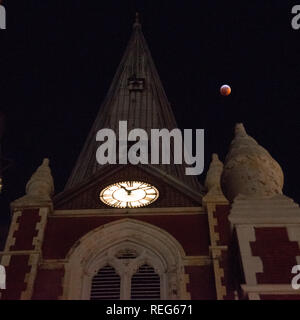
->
62;219;190;300
86;242;166;300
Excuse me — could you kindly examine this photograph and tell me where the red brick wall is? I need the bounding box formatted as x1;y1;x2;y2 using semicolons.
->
212;204;242;299
0;255;30;300
42;214;210;259
185;265;216;299
250;227;300;284
10;209;40;251
38;212;214;299
0;209;42;300
32;268;64;300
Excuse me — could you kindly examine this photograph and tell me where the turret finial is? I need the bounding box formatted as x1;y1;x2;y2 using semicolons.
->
235;123;247;136
204;153;227;200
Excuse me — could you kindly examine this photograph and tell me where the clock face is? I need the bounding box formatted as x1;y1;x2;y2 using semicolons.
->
100;181;159;208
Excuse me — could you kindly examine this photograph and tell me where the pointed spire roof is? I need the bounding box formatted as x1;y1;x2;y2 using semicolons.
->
65;16;202;194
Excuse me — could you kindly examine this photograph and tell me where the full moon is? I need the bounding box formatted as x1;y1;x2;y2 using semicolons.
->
220;84;231;96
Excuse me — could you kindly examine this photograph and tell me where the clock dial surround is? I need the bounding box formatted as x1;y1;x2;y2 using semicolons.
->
100;181;159;208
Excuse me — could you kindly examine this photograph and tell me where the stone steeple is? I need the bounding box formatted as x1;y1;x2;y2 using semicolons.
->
65;15;202;193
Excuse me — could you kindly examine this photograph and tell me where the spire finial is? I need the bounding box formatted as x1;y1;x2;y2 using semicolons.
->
133;12;141;28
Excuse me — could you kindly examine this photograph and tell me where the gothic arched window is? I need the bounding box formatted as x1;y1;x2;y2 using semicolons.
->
131;264;160;300
90;265;120;300
88;247;162;300
63;219;189;300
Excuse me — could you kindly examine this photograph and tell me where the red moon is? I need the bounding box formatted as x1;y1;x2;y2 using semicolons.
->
220;84;231;96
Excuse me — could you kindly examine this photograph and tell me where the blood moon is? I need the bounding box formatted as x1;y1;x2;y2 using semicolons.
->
220;84;231;96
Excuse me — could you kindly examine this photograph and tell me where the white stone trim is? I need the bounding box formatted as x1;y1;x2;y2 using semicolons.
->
204;200;229;300
1;210;22;267
20;207;50;300
53;207;204;217
20;254;39;300
236;225;263;285
4;211;22;252
242;284;300;296
32;208;48;250
229;195;300;225
183;256;211;266
62;219;188;300
248;293;261;300
0;255;11;267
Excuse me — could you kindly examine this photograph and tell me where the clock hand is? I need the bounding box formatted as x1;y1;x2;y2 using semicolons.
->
127;187;140;192
120;185;130;194
131;185;147;191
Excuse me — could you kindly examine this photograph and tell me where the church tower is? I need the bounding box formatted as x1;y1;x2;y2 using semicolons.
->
1;16;300;300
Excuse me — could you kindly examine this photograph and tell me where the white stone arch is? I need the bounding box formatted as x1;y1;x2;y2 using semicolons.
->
62;218;189;300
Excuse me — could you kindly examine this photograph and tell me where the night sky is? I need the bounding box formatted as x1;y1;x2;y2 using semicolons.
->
1;1;300;245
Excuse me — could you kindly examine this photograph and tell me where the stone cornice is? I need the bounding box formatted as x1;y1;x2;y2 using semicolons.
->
229;194;300;225
52;206;204;217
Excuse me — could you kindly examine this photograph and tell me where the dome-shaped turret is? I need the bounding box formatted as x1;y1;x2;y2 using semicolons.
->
221;123;284;201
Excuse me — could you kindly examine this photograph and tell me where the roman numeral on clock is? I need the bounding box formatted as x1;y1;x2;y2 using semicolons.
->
144;196;154;201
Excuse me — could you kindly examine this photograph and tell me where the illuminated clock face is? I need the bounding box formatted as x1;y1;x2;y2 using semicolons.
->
100;181;159;208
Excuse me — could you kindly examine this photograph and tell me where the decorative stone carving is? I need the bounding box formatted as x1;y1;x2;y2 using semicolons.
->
221;123;284;201
12;158;54;207
205;153;226;198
